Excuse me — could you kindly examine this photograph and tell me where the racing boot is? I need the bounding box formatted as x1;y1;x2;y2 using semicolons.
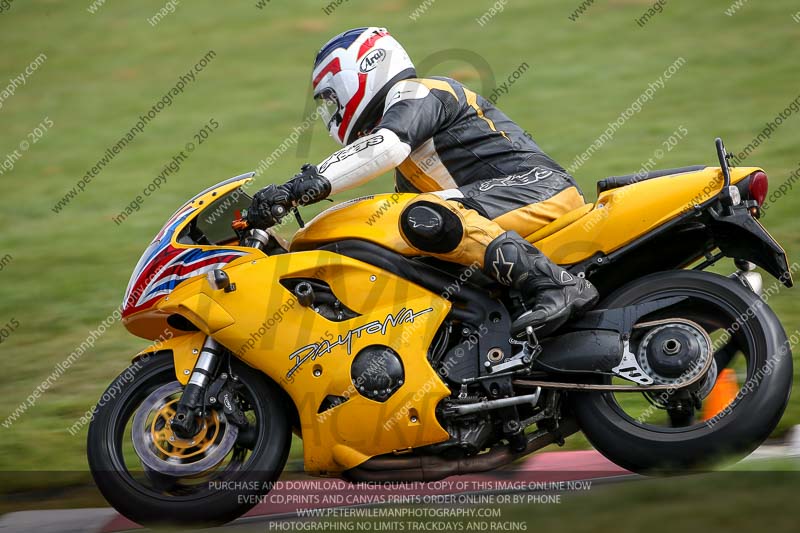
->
484;231;599;338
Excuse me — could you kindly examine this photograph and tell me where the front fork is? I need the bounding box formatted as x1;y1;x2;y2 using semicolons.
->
171;336;223;439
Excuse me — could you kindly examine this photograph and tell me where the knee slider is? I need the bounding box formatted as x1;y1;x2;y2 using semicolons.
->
400;200;463;253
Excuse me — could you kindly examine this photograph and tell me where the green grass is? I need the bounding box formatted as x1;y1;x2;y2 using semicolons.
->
0;0;799;481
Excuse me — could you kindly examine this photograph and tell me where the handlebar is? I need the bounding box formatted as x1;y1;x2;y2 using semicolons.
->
232;204;300;232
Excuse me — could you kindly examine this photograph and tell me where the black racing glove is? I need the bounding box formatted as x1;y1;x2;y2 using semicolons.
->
246;184;292;229
286;164;332;206
246;164;331;229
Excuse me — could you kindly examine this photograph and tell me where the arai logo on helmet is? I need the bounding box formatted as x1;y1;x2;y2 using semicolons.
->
359;48;387;73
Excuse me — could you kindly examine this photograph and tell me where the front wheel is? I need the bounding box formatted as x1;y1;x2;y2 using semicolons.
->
571;270;793;473
87;353;291;527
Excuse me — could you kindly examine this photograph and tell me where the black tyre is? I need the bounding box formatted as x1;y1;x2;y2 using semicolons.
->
87;353;291;527
572;270;792;473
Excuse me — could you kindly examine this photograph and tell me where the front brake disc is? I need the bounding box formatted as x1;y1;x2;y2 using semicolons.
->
131;382;238;477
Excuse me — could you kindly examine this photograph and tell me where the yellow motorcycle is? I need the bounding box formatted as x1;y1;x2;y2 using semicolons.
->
88;139;793;526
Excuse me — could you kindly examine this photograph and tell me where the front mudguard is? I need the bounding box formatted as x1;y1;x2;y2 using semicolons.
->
132;332;205;385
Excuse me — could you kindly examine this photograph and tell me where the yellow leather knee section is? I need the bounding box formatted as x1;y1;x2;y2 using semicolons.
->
399;194;505;268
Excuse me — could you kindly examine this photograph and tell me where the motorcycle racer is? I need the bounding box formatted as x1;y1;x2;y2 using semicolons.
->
248;26;598;337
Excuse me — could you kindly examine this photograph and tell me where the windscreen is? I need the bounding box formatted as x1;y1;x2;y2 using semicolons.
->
187;188;253;245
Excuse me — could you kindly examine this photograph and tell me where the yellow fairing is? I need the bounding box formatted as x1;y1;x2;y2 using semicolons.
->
534;167;761;264
292;195;417;254
157;250;452;474
123;176;260;341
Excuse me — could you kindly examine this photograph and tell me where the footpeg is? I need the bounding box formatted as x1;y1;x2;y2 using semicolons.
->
488;341;541;374
525;325;539;346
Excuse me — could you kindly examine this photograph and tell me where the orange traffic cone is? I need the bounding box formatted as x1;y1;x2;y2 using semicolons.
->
701;368;739;421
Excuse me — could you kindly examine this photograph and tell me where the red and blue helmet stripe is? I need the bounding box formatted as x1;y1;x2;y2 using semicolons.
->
314;27;369;69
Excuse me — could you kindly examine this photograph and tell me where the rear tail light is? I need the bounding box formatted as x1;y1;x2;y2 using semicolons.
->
749;171;768;206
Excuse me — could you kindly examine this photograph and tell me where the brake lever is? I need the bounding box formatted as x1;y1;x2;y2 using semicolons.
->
293;207;305;228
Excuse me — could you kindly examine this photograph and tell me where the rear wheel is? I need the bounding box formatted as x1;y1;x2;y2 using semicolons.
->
87;354;291;527
571;270;792;473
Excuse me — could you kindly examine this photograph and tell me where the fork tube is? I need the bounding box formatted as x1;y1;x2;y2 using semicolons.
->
188;337;223;391
171;337;222;438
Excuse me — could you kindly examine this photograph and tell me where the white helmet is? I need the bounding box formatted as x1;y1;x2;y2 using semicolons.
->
312;27;416;146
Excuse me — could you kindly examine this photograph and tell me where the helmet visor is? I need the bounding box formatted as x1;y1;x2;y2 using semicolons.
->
314;88;342;135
